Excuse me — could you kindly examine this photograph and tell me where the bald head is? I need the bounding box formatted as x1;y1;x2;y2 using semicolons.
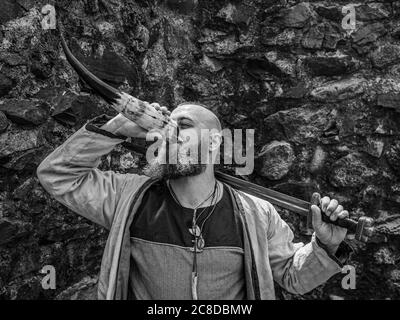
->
171;103;222;132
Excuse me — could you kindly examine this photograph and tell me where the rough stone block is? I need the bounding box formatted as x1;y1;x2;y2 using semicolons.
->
257;141;295;180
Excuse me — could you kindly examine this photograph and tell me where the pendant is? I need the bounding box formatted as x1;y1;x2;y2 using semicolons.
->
189;234;205;252
189;224;205;252
190;239;205;252
197;235;205;251
189;225;201;237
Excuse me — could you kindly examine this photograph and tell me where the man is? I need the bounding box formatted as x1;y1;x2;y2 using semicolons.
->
37;102;349;300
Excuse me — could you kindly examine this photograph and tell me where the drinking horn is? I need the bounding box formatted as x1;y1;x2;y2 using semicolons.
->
59;24;176;133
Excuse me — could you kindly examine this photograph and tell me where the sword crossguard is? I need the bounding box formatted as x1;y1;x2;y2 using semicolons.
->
354;216;374;242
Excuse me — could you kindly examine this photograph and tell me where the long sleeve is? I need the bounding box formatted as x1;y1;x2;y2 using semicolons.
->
266;203;344;295
37;115;142;230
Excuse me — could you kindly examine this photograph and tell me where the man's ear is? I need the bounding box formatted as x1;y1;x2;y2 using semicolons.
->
209;132;222;152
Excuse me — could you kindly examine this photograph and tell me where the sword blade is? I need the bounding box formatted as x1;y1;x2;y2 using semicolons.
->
215;171;310;216
215;171;364;236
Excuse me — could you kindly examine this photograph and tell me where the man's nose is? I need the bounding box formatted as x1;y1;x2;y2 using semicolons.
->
166;119;181;142
177;133;184;144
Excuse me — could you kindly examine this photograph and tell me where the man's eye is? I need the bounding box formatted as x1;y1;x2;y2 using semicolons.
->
179;123;191;129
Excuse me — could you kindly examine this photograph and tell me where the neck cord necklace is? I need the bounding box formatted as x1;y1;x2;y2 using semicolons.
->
167;180;216;211
167;180;220;300
191;183;219;251
191;184;219;300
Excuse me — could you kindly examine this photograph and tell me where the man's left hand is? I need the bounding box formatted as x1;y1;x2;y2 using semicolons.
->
311;195;349;255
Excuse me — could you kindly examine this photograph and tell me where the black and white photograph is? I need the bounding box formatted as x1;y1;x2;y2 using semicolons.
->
0;0;400;310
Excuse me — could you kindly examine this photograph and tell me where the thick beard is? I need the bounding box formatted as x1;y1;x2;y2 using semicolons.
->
143;148;206;180
143;160;206;180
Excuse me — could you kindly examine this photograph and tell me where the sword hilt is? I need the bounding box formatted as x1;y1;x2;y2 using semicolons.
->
307;192;374;242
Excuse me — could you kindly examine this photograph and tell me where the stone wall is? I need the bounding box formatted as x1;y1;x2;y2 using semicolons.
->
0;0;400;299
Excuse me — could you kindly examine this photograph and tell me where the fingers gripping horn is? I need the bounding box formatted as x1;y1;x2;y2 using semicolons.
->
58;23;176;133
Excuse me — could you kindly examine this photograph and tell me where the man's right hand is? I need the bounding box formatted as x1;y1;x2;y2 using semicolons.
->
100;103;171;138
